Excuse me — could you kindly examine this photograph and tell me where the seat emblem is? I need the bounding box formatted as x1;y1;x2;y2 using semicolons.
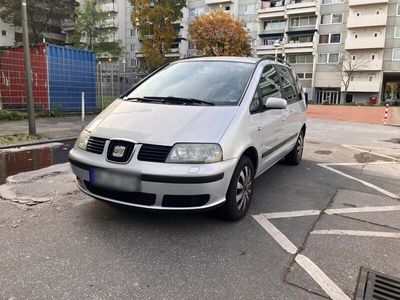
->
112;145;126;158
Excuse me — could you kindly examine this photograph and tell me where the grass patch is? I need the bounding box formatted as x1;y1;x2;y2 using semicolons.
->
0;110;26;121
0;133;47;146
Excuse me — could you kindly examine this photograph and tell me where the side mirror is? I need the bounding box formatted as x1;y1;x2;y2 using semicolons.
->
264;97;287;109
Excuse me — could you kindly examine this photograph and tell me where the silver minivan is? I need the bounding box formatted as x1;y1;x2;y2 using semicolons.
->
69;56;307;220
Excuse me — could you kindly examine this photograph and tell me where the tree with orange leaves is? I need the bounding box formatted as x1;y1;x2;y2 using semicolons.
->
188;10;252;57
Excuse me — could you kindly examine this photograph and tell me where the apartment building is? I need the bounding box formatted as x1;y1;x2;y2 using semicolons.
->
257;0;400;103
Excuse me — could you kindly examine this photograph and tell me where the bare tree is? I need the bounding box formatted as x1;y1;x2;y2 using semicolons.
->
335;53;368;103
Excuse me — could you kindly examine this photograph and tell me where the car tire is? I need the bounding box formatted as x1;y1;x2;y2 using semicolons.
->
284;130;304;165
219;156;255;221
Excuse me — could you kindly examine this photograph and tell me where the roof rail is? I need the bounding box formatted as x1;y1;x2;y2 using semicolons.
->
258;55;291;67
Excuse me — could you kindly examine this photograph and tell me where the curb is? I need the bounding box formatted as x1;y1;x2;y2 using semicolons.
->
0;136;77;150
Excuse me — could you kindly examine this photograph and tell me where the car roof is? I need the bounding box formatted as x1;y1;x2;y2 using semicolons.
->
178;56;290;68
178;56;260;64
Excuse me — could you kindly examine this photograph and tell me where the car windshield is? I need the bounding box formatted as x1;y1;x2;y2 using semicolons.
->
126;61;255;106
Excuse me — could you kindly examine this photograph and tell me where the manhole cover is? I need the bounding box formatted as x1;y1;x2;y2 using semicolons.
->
355;267;400;299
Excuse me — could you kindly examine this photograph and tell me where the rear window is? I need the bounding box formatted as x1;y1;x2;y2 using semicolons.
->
127;61;254;105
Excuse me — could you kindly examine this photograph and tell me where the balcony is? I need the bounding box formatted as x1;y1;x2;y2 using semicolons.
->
258;3;285;19
345;37;385;50
103;18;119;29
259;28;285;35
347;14;387;28
357;59;383;71
165;48;180;58
61;20;75;32
286;1;317;15
284;41;314;53
345;80;381;92
256;44;276;55
100;2;118;13
348;0;388;6
205;0;233;4
135;49;144;58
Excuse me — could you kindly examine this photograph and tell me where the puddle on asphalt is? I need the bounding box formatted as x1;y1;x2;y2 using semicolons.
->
354;152;393;163
314;150;333;155
0;139;75;184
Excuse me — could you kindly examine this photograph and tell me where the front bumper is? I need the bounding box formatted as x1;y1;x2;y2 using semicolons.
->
69;147;237;210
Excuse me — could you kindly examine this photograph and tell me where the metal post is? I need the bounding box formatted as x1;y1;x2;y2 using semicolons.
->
81;92;85;130
21;0;36;135
98;61;103;111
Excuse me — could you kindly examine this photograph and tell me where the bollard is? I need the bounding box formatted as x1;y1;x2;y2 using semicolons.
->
81;92;85;130
383;103;389;125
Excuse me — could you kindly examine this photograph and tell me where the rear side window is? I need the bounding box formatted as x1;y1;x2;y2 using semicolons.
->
259;65;282;105
275;65;298;104
289;68;303;101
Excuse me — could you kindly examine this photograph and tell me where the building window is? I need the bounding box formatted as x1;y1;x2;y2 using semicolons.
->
297;72;313;80
225;6;230;11
330;33;341;43
131;59;137;67
288;54;313;64
319;35;329;44
371;54;375;60
397;4;400;16
290;16;317;27
130;29;136;37
264;19;285;30
318;53;340;64
393;48;400;60
244;4;256;15
1;30;6;36
189;7;205;17
130;44;135;52
322;0;344;4
319;33;341;44
368;75;375;82
288;35;313;43
395;26;400;38
321;13;343;25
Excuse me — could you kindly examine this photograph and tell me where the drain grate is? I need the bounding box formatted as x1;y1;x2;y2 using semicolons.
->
355;267;400;300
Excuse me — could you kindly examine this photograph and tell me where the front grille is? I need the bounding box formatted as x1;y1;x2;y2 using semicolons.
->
84;181;156;206
162;194;210;207
138;144;172;163
107;140;135;163
86;137;107;154
356;268;400;300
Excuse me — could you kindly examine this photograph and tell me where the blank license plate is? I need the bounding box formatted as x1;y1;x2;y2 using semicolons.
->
89;168;139;191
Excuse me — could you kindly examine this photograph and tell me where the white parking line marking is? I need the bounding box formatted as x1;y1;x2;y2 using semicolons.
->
322;162;399;166
311;230;400;239
318;163;400;199
264;210;321;219
342;144;399;161
326;205;400;215
253;215;350;300
260;205;400;220
295;254;351;300
253;214;298;254
346;145;400;151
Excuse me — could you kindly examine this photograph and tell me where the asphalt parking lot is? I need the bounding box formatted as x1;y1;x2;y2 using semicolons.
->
0;119;399;300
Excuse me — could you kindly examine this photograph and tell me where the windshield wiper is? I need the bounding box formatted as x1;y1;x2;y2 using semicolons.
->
143;96;215;106
124;96;165;103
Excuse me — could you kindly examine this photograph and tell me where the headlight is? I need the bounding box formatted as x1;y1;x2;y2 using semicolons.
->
75;130;90;150
166;144;223;163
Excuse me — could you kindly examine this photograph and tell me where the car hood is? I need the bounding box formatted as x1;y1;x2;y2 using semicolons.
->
86;99;238;145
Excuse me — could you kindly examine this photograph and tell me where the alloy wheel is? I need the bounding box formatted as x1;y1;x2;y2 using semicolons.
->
236;166;253;212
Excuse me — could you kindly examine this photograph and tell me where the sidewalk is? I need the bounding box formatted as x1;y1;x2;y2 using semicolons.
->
307;105;400;126
0;115;97;139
